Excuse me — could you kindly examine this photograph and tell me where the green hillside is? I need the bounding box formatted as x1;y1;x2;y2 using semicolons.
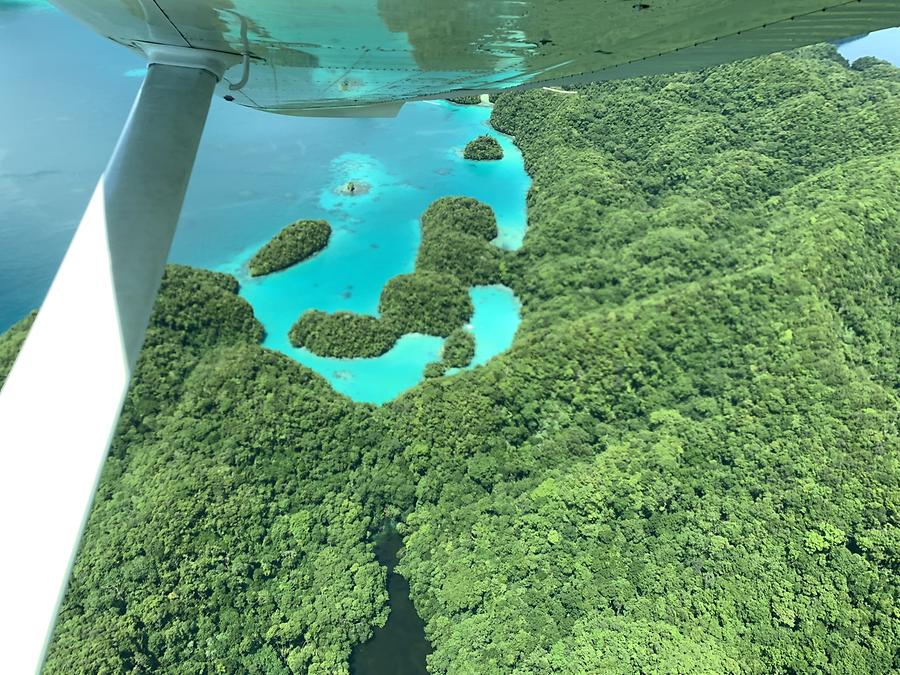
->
2;45;897;674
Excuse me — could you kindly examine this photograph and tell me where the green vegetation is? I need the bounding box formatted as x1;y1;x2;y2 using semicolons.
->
441;327;475;369
417;231;502;287
423;361;445;379
447;95;481;105
379;272;472;336
463;135;503;160
12;267;387;674
402;45;899;673
0;311;34;384
249;219;331;277
288;311;397;358
417;196;502;286
421;196;498;241
1;45;897;674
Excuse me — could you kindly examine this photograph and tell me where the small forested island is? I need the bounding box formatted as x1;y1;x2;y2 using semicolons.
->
440;327;475;368
3;44;898;674
447;95;481;105
423;361;445;379
420;195;498;241
288;196;500;358
463;135;503;160
417;196;502;285
288;310;396;358
379;271;472;336
248;218;330;276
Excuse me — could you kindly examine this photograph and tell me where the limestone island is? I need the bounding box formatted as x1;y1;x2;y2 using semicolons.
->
337;180;371;196
463;135;503;161
447;95;481;105
248;219;331;277
288;196;505;362
289;311;397;358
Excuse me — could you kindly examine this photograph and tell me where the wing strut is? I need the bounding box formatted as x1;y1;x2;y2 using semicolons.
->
0;58;222;673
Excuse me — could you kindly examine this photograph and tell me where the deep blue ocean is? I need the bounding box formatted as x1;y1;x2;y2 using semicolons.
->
1;2;897;401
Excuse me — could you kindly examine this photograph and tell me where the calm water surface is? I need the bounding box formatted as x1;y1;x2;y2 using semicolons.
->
351;526;431;675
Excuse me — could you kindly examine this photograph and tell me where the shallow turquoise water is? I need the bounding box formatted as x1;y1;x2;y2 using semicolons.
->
215;101;530;404
467;285;524;368
245;285;525;405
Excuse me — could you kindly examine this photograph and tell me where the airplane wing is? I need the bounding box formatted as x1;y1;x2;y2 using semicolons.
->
49;0;900;113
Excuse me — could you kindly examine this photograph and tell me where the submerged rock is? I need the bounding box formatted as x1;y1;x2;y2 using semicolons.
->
338;180;372;196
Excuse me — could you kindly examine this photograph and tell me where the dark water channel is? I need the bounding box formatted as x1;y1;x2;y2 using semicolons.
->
350;526;432;675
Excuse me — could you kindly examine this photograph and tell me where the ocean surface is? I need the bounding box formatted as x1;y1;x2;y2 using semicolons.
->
0;1;531;403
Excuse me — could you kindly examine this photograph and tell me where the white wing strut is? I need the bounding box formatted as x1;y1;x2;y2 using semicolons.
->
0;61;218;673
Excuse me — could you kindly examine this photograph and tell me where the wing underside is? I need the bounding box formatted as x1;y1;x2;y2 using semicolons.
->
49;0;900;113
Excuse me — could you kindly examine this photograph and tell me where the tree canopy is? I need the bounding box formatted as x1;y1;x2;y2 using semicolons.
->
424;327;476;379
288;310;397;358
249;219;331;277
447;96;481;105
464;135;504;161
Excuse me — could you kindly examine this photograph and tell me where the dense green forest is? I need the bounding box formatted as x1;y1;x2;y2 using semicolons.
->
289;310;398;358
249;219;331;276
464;135;504;160
437;327;475;370
416;196;503;286
1;45;898;674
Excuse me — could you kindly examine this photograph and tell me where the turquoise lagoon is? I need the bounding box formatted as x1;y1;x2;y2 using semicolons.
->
214;102;530;404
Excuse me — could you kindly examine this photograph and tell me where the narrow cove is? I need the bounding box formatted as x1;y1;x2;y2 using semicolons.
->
350;526;432;675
